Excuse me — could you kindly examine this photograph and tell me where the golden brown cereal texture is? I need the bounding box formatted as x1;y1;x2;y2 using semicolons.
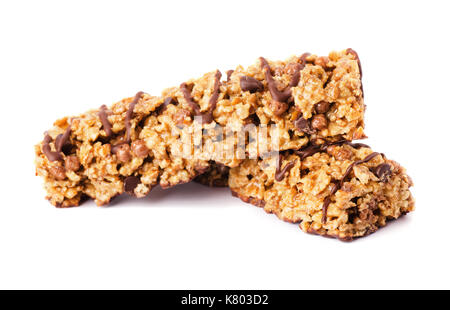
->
228;144;414;240
35;94;209;206
35;49;366;207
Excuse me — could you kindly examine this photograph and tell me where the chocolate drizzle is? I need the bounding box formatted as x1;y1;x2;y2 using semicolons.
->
260;53;309;104
294;140;369;160
98;105;113;137
321;152;381;224
156;97;175;114
260;57;291;102
226;70;234;82
180;83;200;114
348;142;370;149
125;91;144;143
42;133;63;162
294;143;325;159
42;124;72;161
371;163;392;182
209;71;222;112
240;76;264;93
109;91;144;153
275;155;296;182
55;125;72;153
180;70;222;124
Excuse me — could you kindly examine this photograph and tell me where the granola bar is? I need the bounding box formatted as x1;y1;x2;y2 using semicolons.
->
227;142;414;240
35;49;365;207
35;92;211;207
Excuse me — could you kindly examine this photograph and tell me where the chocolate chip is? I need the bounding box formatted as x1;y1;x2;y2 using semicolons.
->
98;105;113;137
288;63;303;87
314;56;329;69
114;143;131;163
315;101;330;114
269;100;289;116
49;165;66;180
124;176;140;196
111;141;125;153
240;76;264;93
131;139;149;158
64;155;80;171
299;52;311;65
371;163;392;182
311;114;328;130
294;116;315;134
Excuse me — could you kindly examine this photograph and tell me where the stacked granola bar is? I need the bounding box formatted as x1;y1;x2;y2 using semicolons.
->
35;49;414;240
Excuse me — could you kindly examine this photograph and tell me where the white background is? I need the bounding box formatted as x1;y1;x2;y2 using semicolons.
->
0;0;449;289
